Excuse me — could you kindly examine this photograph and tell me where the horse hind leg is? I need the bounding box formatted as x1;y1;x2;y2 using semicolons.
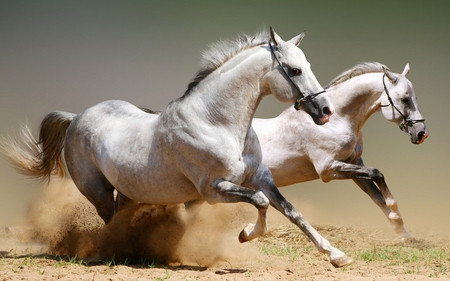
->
66;152;135;223
83;178;115;224
68;164;116;224
115;191;138;212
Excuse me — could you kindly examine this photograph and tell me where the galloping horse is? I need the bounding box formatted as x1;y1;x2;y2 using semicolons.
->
3;29;358;267
252;62;428;241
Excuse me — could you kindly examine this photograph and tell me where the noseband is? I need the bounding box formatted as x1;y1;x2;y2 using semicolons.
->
268;41;326;111
381;74;424;131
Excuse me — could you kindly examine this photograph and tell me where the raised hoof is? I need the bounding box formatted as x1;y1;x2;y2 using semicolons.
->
330;255;354;268
238;230;247;243
238;223;256;243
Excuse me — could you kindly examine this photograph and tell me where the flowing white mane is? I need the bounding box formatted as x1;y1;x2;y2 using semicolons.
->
325;62;389;89
184;31;270;95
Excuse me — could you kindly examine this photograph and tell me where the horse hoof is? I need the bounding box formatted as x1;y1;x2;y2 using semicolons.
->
238;230;248;243
402;236;416;243
330;255;354;268
238;223;256;243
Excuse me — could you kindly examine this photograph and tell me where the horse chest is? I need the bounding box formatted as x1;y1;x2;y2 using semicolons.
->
327;128;359;160
333;132;363;163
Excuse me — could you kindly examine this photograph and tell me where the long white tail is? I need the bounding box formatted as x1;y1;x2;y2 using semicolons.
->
1;111;76;182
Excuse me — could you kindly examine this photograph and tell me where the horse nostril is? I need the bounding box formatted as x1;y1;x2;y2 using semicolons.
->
418;131;425;141
323;106;332;116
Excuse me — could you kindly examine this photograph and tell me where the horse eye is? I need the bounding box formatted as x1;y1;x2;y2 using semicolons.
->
401;97;409;104
291;68;302;76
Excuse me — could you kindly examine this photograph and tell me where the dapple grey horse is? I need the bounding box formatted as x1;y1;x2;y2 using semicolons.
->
253;62;428;241
3;29;359;267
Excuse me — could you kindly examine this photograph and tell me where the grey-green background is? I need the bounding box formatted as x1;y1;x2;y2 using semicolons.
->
1;1;449;234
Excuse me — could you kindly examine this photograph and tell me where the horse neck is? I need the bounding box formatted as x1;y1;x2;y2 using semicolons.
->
330;72;386;132
185;47;270;135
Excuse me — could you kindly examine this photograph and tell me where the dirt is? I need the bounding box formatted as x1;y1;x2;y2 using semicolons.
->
0;181;449;281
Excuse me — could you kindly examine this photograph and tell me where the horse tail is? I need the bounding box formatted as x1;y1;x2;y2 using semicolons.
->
1;111;76;182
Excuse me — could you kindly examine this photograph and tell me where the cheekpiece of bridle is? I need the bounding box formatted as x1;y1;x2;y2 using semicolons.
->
268;41;326;111
381;74;424;131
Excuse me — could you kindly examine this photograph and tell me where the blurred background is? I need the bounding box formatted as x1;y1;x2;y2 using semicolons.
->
1;1;448;235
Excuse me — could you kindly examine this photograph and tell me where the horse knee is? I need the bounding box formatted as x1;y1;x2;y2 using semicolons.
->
254;190;270;209
371;168;384;181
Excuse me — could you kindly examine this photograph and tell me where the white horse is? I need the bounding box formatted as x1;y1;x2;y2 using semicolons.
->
252;62;428;241
2;28;358;267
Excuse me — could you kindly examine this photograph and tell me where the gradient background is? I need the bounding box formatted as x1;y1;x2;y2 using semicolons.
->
1;1;448;235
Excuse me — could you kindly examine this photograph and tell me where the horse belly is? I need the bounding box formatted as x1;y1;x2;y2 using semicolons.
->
270;158;320;187
121;183;201;205
111;166;201;204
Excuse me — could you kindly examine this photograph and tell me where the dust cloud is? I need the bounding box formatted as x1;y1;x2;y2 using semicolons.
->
8;180;260;266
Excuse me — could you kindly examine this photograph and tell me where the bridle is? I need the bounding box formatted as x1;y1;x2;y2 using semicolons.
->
381;74;425;131
268;41;326;111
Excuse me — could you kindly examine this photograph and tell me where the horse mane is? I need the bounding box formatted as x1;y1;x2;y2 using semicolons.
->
325;62;389;89
183;30;270;96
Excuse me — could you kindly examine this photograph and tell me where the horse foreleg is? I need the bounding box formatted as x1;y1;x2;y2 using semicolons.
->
324;161;400;218
322;158;412;241
250;165;354;268
351;158;409;237
352;178;413;241
209;179;270;242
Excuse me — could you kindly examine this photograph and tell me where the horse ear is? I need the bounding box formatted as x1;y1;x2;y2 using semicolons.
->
288;30;306;46
383;66;398;84
401;63;410;76
270;27;283;47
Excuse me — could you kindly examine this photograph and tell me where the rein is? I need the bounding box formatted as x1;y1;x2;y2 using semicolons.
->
381;74;425;131
268;41;326;111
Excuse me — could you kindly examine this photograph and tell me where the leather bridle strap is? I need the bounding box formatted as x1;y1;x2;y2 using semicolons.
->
381;74;424;131
268;41;326;110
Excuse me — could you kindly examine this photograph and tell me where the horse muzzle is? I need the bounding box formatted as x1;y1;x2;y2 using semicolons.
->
409;125;429;144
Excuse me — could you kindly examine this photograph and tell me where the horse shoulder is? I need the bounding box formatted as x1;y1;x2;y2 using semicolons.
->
156;112;248;184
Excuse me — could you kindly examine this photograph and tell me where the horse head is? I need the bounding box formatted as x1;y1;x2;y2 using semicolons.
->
380;64;428;144
266;27;333;125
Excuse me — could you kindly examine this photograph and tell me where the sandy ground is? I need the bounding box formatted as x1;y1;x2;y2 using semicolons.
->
0;181;449;281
